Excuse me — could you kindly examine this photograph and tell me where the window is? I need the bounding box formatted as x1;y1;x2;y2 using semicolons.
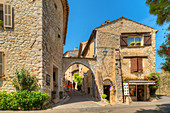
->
0;52;4;77
120;33;152;47
0;3;12;28
70;53;75;57
131;57;143;73
128;36;143;46
130;85;136;96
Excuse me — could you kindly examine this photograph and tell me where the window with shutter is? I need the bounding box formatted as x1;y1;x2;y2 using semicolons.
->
137;58;143;72
131;57;143;73
131;58;137;72
120;35;128;47
0;52;4;77
4;3;12;28
144;34;152;46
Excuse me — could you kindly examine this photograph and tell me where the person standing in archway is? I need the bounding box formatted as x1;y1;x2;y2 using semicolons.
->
73;81;76;91
70;82;73;92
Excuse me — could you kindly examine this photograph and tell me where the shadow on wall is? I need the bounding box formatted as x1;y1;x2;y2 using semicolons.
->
135;104;170;113
0;78;3;88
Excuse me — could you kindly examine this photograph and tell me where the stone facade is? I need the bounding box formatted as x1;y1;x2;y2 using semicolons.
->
79;17;158;103
0;0;69;99
64;47;79;83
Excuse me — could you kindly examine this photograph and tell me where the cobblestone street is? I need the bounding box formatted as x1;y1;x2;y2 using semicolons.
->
1;91;170;113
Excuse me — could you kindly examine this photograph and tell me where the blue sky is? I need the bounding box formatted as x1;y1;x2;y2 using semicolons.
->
63;0;167;72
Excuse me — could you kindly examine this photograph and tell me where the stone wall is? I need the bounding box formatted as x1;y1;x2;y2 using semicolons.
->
42;0;64;97
156;71;170;96
0;0;43;92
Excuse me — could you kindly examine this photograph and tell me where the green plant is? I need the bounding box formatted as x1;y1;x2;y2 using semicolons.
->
73;72;82;86
135;42;141;46
102;94;107;99
130;42;135;46
144;73;160;97
0;90;50;110
12;67;40;91
0;20;3;26
52;90;56;94
146;0;170;72
106;100;109;103
59;91;63;94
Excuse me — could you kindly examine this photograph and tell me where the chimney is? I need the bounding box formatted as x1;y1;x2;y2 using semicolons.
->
101;20;110;26
105;20;110;24
74;47;78;51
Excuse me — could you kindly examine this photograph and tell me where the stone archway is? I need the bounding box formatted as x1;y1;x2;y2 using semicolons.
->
62;57;97;76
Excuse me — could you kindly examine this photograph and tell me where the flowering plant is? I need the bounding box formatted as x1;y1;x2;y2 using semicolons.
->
157;33;170;72
144;73;160;97
12;67;40;91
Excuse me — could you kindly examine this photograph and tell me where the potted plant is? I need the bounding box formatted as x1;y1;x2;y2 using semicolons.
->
130;42;135;46
101;94;107;103
0;20;3;28
135;42;141;46
59;91;63;99
52;90;56;99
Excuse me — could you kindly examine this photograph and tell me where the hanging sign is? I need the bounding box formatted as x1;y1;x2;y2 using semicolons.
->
123;83;129;95
46;74;50;86
83;72;88;76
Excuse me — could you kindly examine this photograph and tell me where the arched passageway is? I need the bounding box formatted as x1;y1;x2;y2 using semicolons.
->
63;59;100;100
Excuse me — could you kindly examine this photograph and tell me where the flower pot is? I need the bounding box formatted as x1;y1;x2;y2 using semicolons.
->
59;93;63;99
52;93;56;99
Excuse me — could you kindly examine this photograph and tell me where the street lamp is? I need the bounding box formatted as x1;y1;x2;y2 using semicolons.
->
103;48;107;56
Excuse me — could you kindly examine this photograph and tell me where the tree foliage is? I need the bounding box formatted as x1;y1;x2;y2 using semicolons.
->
73;72;82;85
146;0;170;72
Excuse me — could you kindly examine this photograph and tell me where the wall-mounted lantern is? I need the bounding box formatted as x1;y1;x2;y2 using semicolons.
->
103;48;108;56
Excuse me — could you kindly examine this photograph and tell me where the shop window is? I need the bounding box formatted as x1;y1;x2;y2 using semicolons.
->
131;57;143;73
129;85;136;96
0;3;13;28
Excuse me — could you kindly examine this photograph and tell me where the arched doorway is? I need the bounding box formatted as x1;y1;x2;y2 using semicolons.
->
103;79;113;102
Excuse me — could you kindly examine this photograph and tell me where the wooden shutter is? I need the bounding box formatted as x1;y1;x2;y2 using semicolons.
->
120;35;128;47
4;3;12;28
144;34;152;46
131;58;137;72
0;52;3;77
137;58;143;72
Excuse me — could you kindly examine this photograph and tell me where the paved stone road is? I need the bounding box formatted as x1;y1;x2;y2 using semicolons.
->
1;91;170;113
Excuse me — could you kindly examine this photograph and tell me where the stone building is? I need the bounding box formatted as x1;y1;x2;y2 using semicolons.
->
79;17;158;103
0;0;69;99
78;41;98;98
64;47;79;83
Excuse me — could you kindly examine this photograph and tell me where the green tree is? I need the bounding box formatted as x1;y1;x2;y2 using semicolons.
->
146;0;170;72
73;72;82;85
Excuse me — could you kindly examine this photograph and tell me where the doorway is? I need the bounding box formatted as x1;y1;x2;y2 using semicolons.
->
137;85;144;101
103;85;110;101
53;67;58;99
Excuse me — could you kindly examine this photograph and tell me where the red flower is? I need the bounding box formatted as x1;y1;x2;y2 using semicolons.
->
164;36;165;38
26;71;28;73
34;74;36;76
160;46;162;47
168;47;170;49
32;70;34;72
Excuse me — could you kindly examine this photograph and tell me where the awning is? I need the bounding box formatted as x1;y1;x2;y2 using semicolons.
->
127;80;155;85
